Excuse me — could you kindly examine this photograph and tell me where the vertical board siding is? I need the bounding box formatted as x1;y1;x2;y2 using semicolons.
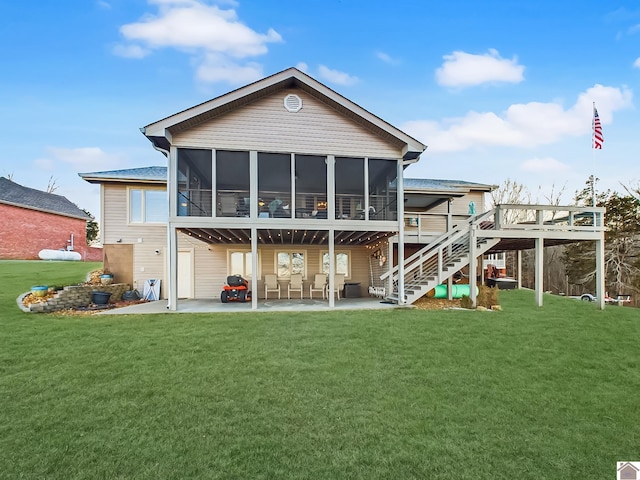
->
172;89;401;159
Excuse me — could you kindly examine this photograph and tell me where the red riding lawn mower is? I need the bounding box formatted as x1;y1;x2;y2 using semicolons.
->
221;275;252;303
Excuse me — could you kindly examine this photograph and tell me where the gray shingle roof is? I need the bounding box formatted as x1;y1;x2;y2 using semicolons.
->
404;178;495;191
0;177;90;220
78;168;494;193
78;166;167;184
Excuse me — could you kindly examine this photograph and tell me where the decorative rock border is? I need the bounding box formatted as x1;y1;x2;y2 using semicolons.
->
18;283;131;313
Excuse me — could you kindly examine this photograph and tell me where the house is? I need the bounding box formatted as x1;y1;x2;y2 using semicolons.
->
0;177;101;261
80;67;607;310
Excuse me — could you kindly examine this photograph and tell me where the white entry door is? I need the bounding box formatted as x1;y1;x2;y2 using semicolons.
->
177;250;194;298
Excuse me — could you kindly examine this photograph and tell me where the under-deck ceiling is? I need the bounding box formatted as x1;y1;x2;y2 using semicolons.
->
179;228;395;246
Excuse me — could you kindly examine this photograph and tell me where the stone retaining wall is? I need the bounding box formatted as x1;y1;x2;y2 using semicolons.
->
22;283;131;313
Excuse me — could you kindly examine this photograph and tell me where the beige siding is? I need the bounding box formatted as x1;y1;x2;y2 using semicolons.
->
103;184;169;298
172;89;402;158
178;243;374;300
103;184;168;245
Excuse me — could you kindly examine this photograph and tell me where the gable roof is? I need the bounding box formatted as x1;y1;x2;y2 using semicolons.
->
79;166;167;185
0;177;90;220
141;67;426;162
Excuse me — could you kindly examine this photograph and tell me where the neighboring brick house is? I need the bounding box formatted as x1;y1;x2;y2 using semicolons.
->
0;177;101;261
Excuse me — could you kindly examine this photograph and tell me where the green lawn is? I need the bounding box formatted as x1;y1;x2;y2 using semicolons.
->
1;260;639;479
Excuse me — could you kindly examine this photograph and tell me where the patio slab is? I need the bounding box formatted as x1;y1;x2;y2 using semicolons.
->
99;296;403;315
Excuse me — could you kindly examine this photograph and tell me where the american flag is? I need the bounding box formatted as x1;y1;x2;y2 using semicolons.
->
592;106;603;149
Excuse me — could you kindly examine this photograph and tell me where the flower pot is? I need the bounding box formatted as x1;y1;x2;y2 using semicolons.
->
91;291;112;305
100;274;114;285
31;286;49;297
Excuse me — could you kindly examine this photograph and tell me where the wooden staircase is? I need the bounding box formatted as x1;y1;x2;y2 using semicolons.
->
383;209;499;305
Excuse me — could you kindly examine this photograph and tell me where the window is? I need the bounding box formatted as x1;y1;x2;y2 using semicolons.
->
335;157;364;220
321;252;350;278
216;150;250;218
177;148;212;217
129;188;167;223
229;250;255;279
277;251;305;278
258;152;291;218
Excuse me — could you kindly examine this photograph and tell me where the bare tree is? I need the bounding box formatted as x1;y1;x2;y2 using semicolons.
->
46;176;59;194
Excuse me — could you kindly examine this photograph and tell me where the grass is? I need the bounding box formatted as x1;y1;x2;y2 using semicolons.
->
1;260;639;479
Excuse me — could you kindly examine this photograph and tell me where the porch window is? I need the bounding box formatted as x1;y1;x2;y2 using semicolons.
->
294;155;327;219
177;148;212;217
216;150;250;218
368;159;397;221
258;153;291;218
229;250;254;279
335;157;365;220
129;188;167;223
321;252;350;278
277;251;305;278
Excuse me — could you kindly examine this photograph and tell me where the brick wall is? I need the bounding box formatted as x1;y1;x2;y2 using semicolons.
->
0;203;101;261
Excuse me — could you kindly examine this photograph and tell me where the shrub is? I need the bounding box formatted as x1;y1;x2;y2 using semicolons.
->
477;285;499;309
460;294;474;309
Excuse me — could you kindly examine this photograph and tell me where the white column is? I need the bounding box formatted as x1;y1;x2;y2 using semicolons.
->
250;152;258;310
595;238;605;310
168;226;178;311
517;250;522;289
469;225;477;307
167;146;178;311
397;160;405;305
535;237;543;307
329;229;335;307
447;199;453;300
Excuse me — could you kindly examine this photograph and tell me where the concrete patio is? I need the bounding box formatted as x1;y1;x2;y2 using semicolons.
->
99;296;403;315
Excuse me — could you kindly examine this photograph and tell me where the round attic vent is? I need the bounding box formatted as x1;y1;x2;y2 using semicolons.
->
284;94;302;112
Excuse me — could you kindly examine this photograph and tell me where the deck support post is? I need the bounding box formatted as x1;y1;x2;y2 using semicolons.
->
535;237;543;306
251;226;258;310
517;250;522;289
168;225;178;311
469;224;477;307
595;238;605;310
397;159;406;305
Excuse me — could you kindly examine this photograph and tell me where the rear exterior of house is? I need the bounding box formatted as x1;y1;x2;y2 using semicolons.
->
0;177;99;261
81;67;606;310
80;68;496;308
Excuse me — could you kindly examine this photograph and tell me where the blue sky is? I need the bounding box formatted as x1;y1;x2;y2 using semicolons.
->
1;0;638;219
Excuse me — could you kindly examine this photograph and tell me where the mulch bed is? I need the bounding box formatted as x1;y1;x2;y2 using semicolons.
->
412;297;462;310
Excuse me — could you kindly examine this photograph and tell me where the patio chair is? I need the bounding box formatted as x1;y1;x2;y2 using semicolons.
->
264;274;280;299
309;274;327;299
327;274;345;300
217;193;237;217
288;273;304;299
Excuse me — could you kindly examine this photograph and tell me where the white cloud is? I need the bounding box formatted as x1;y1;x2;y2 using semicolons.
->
634;57;640;68
317;65;359;86
112;44;150;59
116;0;282;84
33;157;56;171
402;84;633;153
196;53;263;85
295;62;309;73
96;1;111;9
376;51;399;65
435;49;525;88
47;147;123;169
521;157;570;173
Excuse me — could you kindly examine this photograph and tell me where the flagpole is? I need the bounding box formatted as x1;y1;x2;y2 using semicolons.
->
592;102;596;208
